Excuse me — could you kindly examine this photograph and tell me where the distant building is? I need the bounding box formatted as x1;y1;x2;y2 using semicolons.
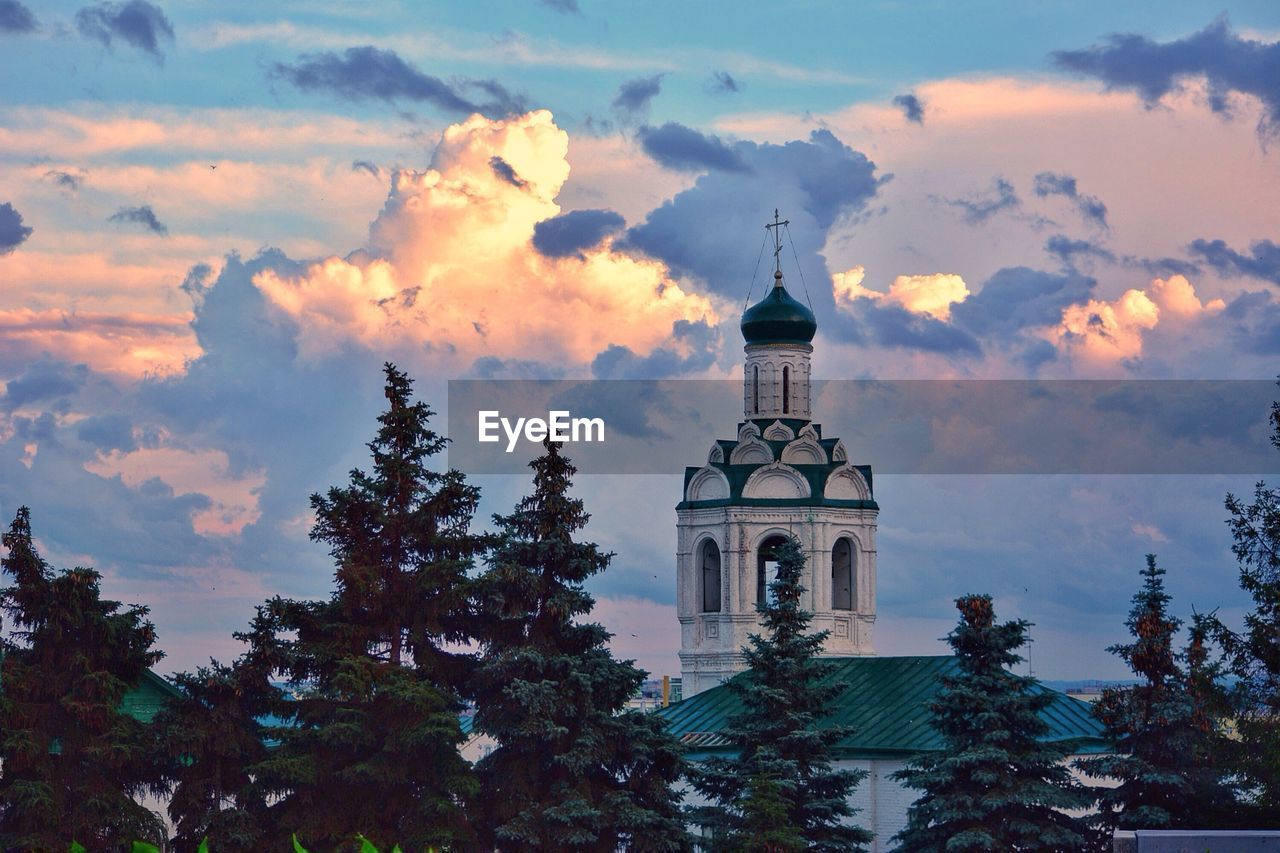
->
663;221;1110;850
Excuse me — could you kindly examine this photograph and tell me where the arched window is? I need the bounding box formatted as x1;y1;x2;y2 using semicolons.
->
757;534;791;605
832;537;854;610
700;539;721;613
752;365;760;414
782;366;790;414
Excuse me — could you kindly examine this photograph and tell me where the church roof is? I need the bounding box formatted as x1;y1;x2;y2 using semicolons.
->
658;655;1108;760
120;668;184;723
740;275;817;346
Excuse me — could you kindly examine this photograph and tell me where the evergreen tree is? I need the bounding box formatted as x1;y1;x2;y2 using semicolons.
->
251;363;487;849
156;603;287;850
688;536;871;852
1212;396;1280;823
891;594;1091;852
0;507;168;849
470;439;688;851
1078;555;1237;830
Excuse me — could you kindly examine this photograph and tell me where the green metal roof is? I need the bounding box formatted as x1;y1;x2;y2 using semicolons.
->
120;669;183;724
658;655;1108;759
741;280;817;345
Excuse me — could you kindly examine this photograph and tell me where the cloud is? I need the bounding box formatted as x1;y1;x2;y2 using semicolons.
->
2;357;88;408
537;0;580;14
892;93;925;124
706;71;740;94
636;122;749;173
950;266;1096;339
350;159;380;178
0;0;36;34
1033;171;1109;229
253;111;714;366
0;202;33;253
84;444;267;537
833;266;969;321
76;412;137;452
1053;287;1159;364
938;176;1020;224
43;169;85;191
611;74;664;120
590;318;720;379
624;127;883;343
1148;274;1224;318
488;154;527;188
270;46;525;118
1045;235;1115;267
108;204;168;235
0;308;197;378
75;0;174;62
1188;237;1280;285
1053;16;1280;138
532;208;625;258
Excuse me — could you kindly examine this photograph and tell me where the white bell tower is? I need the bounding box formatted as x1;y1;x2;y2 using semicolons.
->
676;213;878;697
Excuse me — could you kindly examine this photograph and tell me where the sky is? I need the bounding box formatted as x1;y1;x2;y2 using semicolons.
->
2;0;1280;681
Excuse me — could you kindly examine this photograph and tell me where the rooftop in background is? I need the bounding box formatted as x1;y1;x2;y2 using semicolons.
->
659;655;1109;760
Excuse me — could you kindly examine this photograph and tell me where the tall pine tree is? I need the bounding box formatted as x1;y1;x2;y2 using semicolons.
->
1078;555;1237;830
891;594;1091;852
251;363;487;849
1212;395;1280;823
688;536;871;852
0;507;168;849
156;603;288;850
470;439;688;851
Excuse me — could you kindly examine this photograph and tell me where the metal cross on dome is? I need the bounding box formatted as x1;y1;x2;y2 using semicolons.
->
764;208;790;283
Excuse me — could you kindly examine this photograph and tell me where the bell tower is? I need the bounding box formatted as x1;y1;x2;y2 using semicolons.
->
676;212;879;697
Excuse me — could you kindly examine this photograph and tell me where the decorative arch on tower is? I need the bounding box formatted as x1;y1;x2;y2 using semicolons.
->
730;435;773;465
695;534;723;613
831;535;857;611
686;466;731;501
823;465;870;501
742;462;810;499
780;432;825;464
762;420;795;442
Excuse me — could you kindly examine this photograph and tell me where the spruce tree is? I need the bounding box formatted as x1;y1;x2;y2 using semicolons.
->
1078;555;1237;830
470;439;688;851
251;363;486;849
0;507;168;849
156;604;287;850
1212;396;1280;823
891;594;1091;852
688;536;871;852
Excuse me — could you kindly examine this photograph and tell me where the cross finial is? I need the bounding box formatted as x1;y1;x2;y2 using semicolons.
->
764;208;789;286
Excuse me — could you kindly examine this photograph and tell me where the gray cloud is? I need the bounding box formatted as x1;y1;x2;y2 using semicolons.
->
108;204;167;235
350;159;380;178
537;0;580;14
0;202;32;253
1033;171;1109;229
531;208;625;258
636;122;749;173
270;46;525;118
611;73;664;120
1189;238;1280;285
706;70;740;94
76;413;136;452
488;155;527;188
939;176;1020;225
1045;234;1116;267
623;127;884;343
951;266;1096;338
0;0;37;34
44;170;84;191
1053;16;1280;139
892;93;925;124
3;358;88;408
75;0;174;62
